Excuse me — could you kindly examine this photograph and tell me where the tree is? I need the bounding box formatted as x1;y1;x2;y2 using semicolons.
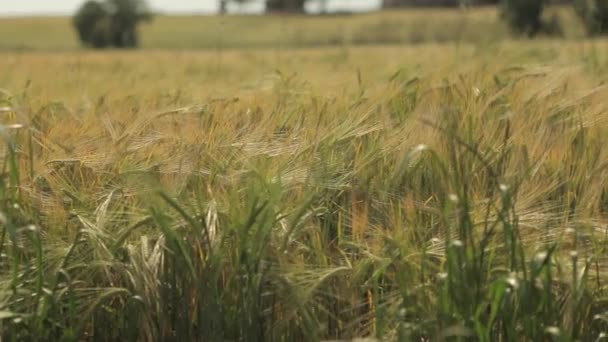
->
228;0;307;14
73;0;152;48
109;0;152;47
574;0;608;35
74;0;109;48
266;0;307;13
500;0;545;37
219;0;228;15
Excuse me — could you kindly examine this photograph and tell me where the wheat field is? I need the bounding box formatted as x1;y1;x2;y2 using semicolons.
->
1;8;608;341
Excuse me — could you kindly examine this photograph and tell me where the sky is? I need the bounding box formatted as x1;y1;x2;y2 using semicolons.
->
1;0;382;16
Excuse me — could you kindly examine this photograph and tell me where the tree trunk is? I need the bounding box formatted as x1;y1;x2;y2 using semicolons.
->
219;0;228;15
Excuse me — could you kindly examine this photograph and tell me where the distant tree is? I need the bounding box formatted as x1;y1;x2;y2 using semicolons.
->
73;0;152;48
500;0;545;37
574;0;608;35
219;0;228;15
229;0;307;13
266;0;307;13
107;0;152;47
74;0;109;48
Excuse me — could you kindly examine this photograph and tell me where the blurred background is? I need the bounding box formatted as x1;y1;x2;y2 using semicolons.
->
4;0;494;16
0;0;602;51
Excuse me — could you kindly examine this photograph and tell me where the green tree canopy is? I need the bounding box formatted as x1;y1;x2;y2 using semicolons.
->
574;0;608;35
73;0;152;48
266;0;307;13
500;0;545;37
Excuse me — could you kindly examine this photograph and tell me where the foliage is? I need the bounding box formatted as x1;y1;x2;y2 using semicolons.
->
500;0;546;37
266;0;307;13
73;0;152;48
574;0;608;35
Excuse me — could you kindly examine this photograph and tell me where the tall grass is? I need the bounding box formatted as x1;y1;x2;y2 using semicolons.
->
1;43;608;340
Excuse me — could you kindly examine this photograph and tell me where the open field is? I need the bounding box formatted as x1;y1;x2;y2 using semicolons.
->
2;9;608;341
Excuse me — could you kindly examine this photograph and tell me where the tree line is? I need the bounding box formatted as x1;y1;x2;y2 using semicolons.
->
74;0;608;49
